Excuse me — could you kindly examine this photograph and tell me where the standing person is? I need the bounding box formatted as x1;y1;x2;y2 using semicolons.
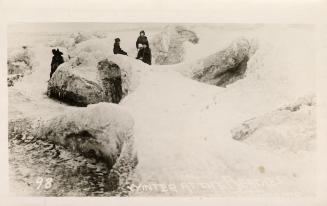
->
136;30;149;50
113;38;128;55
136;43;151;65
50;49;64;78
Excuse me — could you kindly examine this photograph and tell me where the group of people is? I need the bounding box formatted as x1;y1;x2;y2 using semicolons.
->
113;30;152;65
50;30;152;79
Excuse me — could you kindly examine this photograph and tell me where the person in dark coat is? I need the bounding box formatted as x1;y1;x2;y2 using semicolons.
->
136;30;149;50
113;38;128;55
136;43;152;65
50;49;64;78
136;44;143;59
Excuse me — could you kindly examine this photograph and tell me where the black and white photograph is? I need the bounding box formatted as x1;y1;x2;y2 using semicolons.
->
6;22;317;197
1;0;327;205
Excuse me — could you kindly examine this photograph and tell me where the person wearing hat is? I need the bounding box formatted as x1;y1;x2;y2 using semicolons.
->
136;30;149;50
113;38;128;56
50;48;64;78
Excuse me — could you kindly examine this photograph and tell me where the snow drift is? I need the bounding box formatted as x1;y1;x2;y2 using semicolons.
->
151;25;199;65
232;95;316;153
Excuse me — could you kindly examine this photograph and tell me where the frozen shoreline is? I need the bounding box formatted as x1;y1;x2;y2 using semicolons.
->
8;24;316;196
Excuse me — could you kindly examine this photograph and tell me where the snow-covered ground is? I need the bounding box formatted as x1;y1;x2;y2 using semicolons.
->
8;24;316;196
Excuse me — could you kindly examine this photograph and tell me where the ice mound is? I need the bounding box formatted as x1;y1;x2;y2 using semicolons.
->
35;103;135;167
48;31;107;50
10;103;138;192
189;37;257;87
7;46;35;86
38;103;137;191
48;36;75;50
47;62;104;106
151;25;199;65
71;32;94;44
68;38;112;65
232;95;316;153
48;39;145;106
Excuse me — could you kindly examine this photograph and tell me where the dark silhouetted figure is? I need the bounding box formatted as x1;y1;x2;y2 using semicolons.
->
136;30;149;50
50;49;64;78
113;38;128;55
136;43;152;65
